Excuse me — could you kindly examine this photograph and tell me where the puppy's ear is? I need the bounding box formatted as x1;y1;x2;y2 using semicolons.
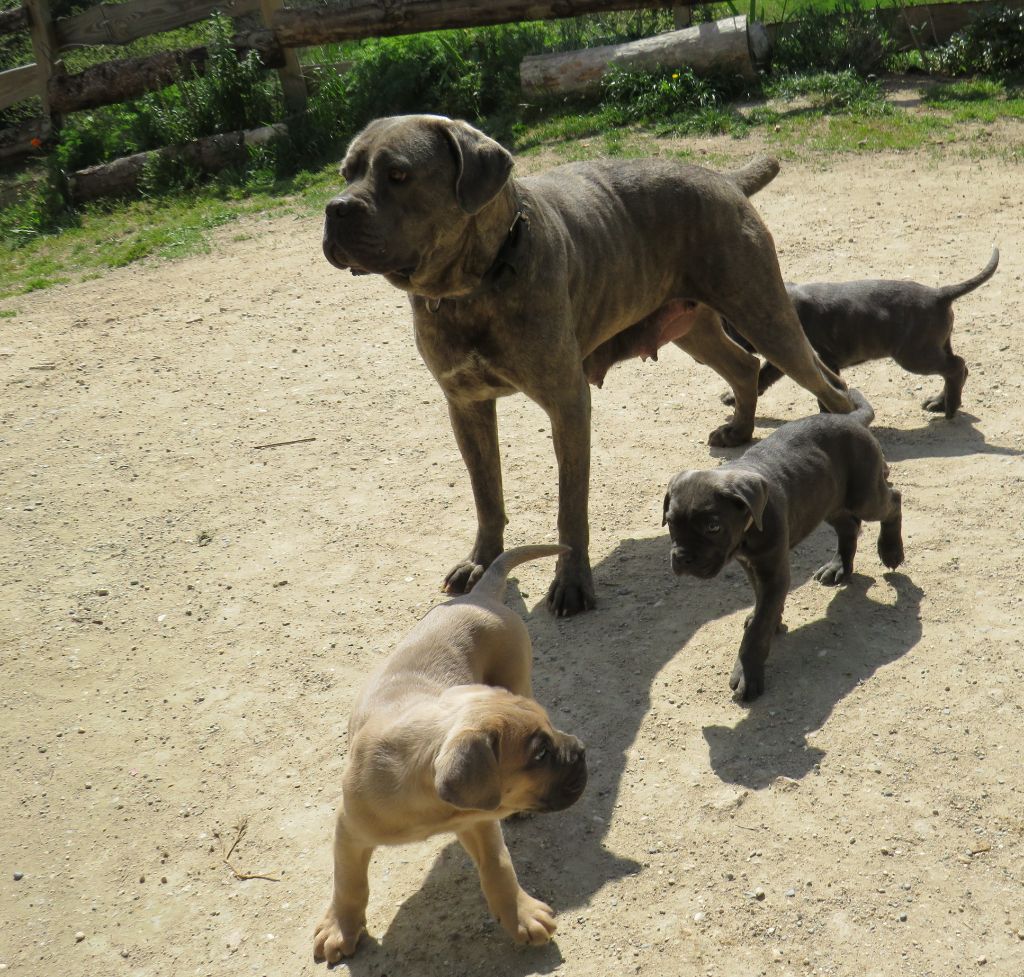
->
434;728;501;810
720;470;769;531
661;491;671;527
440;121;513;215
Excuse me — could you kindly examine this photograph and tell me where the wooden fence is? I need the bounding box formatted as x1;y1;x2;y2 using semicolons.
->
0;0;1019;189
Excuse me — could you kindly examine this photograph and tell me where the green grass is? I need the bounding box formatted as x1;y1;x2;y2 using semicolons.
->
0;163;343;299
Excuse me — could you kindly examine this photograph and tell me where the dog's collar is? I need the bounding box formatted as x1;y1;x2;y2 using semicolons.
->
423;205;529;314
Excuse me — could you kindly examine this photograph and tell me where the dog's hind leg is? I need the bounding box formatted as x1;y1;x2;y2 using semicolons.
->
898;336;968;419
673;306;761;446
813;512;861;586
458;820;557;945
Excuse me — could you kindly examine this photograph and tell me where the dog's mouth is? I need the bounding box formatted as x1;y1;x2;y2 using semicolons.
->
671;546;724;579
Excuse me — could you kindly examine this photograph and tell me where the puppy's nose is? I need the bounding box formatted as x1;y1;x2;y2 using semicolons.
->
670;546;692;574
565;736;586;765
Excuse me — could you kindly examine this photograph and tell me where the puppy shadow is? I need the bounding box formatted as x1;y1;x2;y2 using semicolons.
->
702;570;924;789
339;842;565;977
872;413;1022;461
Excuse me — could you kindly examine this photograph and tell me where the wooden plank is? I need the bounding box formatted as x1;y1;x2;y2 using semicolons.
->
0;5;30;37
266;0;679;48
55;0;261;49
260;0;306;114
48;37;284;114
0;62;39;111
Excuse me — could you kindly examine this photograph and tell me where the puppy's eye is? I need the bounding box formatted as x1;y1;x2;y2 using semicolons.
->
389;169;408;184
704;517;721;535
532;747;548;763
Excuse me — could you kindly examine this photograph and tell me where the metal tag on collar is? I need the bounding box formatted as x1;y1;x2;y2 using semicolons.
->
508;209;527;236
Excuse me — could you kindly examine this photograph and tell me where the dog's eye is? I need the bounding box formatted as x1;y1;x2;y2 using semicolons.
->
389;169;408;184
704;517;721;535
532;747;548;763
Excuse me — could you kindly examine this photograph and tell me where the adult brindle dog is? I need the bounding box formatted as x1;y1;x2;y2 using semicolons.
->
323;115;853;616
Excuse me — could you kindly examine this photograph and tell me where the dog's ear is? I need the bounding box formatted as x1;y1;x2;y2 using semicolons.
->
434;728;501;810
440;120;513;215
720;470;769;531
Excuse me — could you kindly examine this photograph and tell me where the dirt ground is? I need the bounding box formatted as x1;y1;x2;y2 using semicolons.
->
2;137;1024;977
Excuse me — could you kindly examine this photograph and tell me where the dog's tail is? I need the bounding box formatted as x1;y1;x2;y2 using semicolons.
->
938;248;999;302
728;155;781;197
472;544;569;603
847;388;875;427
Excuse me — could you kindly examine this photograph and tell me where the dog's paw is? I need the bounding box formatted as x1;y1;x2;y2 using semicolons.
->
546;574;595;617
709;421;754;448
813;558;849;586
878;534;905;571
720;389;736;407
921;391;947;414
313;906;365;963
502;891;557;946
443;559;486;595
729;658;765;702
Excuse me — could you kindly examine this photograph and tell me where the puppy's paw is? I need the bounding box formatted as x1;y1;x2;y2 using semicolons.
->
813;558;849;586
501;891;557;946
443;559;486;595
921;391;946;414
313;906;365;963
709;421;754;448
729;658;765;702
720;389;736;407
546;573;596;617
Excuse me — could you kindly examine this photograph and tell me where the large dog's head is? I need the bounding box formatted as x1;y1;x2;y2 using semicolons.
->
323;115;514;298
662;468;768;579
434;688;587;815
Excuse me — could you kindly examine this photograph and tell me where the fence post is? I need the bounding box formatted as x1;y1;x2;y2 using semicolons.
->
23;0;63;136
259;0;307;114
673;4;692;29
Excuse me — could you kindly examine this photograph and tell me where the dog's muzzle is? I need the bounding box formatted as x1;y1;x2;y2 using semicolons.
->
538;740;587;812
671;545;721;579
322;194;387;274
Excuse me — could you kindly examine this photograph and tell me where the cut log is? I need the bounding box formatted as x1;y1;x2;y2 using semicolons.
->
48;36;284;114
520;16;770;98
68;123;287;203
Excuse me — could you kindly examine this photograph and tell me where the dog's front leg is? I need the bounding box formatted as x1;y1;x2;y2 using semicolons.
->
313;811;375;962
539;376;595;615
458;820;557;945
443;397;507;594
731;560;790;701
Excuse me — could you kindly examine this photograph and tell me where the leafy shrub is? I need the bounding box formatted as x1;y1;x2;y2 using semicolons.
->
932;7;1024;75
773;0;895;75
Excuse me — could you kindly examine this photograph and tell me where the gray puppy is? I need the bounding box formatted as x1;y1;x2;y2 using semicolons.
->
323;115;853;616
662;390;903;701
722;250;999;418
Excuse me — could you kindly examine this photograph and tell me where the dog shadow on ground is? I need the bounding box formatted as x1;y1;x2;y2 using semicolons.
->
702;569;924;788
871;412;1023;461
338;536;923;974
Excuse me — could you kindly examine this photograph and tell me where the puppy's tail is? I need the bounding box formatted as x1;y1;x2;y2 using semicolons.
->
472;544;570;603
938;248;999;301
847;388;875;427
728;155;781;197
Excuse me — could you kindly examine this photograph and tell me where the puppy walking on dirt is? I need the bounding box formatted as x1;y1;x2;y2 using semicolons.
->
323;114;853;616
721;249;1000;418
313;545;587;963
662;390;904;702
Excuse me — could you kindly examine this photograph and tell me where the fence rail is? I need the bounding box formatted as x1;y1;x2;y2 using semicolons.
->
0;0;1019;193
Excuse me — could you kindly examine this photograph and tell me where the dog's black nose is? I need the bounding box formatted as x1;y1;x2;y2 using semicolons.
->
325;195;357;221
